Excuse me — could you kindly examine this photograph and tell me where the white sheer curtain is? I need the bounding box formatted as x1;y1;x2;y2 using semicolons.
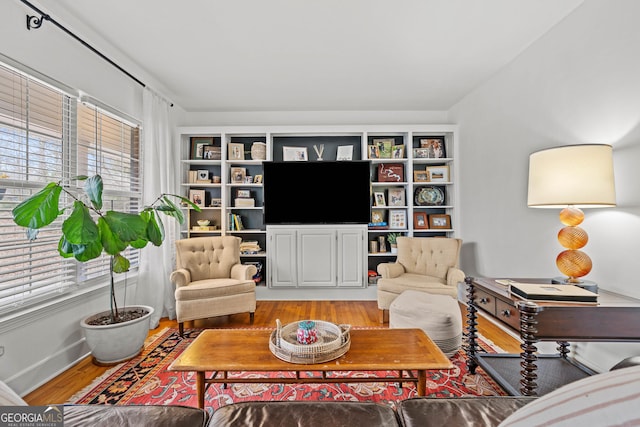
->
136;88;179;328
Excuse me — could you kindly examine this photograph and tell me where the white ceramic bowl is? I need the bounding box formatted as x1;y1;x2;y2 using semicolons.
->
197;220;210;226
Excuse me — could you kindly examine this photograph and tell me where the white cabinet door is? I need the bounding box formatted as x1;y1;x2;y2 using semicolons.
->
337;229;365;288
298;229;337;287
268;229;297;287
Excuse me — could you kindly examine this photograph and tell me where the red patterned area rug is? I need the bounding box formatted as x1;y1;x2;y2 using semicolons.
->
69;327;507;412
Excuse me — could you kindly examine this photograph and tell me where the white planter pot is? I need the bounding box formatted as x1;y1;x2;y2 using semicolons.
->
80;305;154;365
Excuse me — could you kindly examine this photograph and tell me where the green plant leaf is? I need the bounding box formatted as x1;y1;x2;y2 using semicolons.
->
84;175;103;211
160;196;185;223
57;236;75;258
98;216;127;255
62;201;99;244
72;239;103;262
12;182;62;229
146;210;164;246
103;211;147;243
112;253;130;273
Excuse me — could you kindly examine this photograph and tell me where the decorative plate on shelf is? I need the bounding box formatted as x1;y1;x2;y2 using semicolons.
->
414;186;445;206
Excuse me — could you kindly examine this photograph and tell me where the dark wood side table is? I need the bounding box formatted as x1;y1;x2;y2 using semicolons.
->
464;276;640;396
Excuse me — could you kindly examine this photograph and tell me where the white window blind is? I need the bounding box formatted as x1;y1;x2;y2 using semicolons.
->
76;102;141;282
0;63;75;313
0;61;142;314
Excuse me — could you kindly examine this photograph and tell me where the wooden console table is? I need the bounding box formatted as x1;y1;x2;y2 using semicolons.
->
464;276;640;396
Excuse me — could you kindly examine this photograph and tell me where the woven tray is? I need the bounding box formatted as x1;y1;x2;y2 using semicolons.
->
269;319;351;364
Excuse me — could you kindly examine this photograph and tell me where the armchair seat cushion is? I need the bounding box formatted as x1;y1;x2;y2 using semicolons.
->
175;279;255;301
377;273;456;296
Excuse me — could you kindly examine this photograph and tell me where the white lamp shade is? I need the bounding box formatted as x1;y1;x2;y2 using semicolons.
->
527;144;616;208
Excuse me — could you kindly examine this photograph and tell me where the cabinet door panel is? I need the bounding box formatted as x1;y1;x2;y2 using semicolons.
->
298;230;336;287
337;229;365;287
268;230;297;287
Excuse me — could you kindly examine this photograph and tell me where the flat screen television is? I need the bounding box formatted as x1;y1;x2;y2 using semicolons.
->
263;161;371;225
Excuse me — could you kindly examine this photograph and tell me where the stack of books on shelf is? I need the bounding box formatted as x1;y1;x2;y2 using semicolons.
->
240;240;261;254
368;221;388;229
229;213;244;230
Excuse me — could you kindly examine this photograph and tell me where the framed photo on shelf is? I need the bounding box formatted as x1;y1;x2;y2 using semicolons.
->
283;146;308;161
392;145;404;159
414;170;429;182
230;167;246;183
367;145;380;159
426;165;449;183
189;189;205;207
336;145;354;161
413;212;429;229
190;137;214;160
228;143;245;160
389;209;407;229
388;188;405;206
371;210;385;224
236;189;251;199
419;138;446;159
197;169;209;181
203;145;221;160
374;192;386;206
429;214;451;229
253;174;263;183
373;138;394;159
413;147;430;159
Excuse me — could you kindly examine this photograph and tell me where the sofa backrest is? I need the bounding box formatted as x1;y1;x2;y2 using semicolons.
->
396;237;462;279
175;236;241;282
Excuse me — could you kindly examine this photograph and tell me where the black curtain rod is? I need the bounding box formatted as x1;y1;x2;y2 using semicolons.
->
19;0;174;107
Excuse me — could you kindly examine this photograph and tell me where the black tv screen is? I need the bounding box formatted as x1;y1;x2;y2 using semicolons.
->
263;161;371;224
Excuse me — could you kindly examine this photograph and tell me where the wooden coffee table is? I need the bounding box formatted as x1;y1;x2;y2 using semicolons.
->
169;327;453;408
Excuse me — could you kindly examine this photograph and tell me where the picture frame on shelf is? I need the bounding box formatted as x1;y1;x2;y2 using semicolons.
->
392;145;404;159
189;189;205;207
429;214;451;229
388;188;405;206
373;138;394;159
203;145;221;160
426;165;449;183
197;169;209;181
210;198;222;207
228;143;245;160
377;163;404;182
253;174;263;183
374;192;386;207
371;210;385;224
236;189;251;199
368;145;380;159
190;137;214;159
413;212;429;229
419;138;446;159
336;145;354;161
230;167;246;183
412;147;431;159
413;170;429;182
389;209;407;229
283;146;308;161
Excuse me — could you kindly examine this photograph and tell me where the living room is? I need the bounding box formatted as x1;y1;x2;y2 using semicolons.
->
1;0;639;412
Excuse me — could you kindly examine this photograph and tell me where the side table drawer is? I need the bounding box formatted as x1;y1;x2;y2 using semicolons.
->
496;298;519;330
475;289;497;316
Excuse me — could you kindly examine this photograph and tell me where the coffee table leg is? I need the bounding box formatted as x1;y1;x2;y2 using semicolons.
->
417;370;426;396
197;371;205;409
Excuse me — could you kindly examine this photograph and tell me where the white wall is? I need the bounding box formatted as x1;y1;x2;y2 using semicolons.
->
450;0;640;371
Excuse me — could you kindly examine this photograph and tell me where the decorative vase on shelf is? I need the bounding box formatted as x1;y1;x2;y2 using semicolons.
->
251;142;266;160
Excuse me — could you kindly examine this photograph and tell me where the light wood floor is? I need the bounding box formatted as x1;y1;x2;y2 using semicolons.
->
24;300;520;405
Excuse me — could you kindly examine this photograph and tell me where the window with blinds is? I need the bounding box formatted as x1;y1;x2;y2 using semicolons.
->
0;61;141;315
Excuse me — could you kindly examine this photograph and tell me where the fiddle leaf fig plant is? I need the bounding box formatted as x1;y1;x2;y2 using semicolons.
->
12;174;200;324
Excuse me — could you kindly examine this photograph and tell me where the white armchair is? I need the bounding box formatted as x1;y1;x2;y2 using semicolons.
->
170;236;257;336
376;237;464;323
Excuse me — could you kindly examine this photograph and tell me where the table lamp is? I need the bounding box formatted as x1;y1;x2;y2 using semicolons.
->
527;144;616;291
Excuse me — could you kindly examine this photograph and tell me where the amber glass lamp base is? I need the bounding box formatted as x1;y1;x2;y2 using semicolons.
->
556;206;593;284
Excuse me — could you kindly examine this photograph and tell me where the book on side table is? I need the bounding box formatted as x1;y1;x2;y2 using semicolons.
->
508;282;598;303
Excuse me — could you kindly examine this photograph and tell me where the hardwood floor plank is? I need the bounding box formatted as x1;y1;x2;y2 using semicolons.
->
23;300;520;405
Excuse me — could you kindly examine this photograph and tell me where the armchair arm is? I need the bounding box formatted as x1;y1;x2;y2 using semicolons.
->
170;268;192;288
446;267;465;287
377;262;406;279
231;263;257;281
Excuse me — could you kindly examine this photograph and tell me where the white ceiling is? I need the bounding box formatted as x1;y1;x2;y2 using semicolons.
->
44;0;583;112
